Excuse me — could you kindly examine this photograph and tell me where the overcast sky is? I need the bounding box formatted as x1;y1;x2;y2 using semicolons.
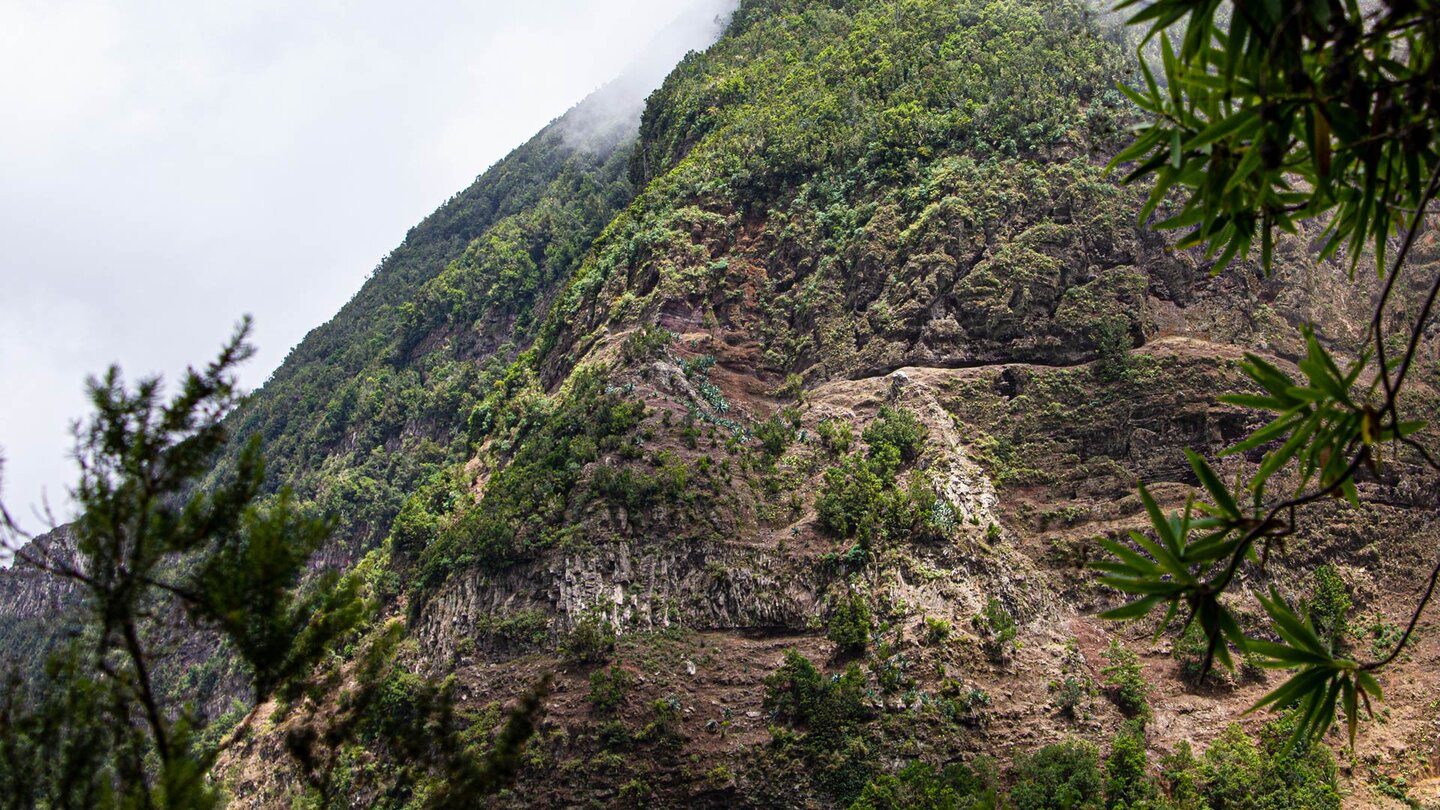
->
0;0;728;526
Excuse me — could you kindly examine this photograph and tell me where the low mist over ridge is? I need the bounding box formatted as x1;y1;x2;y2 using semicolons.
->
556;0;739;152
0;0;735;523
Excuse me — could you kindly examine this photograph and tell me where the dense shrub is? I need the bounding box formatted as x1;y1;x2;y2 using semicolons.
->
587;664;633;715
843;713;1338;810
620;325;674;362
1104;727;1153;809
816;453;890;539
763;651;869;735
561;615;617;664
478;610;552;648
1051;675;1094;719
815;407;945;550
763;650;875;802
850;759;998;810
366;669;430;741
1100;641;1150;719
862;407;928;469
1158;741;1205;810
755;414;797;457
816;468;943;548
923;617;952;646
1307;565;1352;651
817;419;856;455
1008;741;1104;810
1201;717;1341;810
587;450;691;512
828;594;873;654
1092;315;1134;382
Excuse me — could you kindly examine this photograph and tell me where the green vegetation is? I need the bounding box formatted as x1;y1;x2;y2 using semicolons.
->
0;325;360;808
923;617;952;646
1092;316;1134;383
828;593;873;654
414;368;646;590
760;650;1339;809
816;452;891;540
862;407;929;469
763;650;869;732
587;664;633;715
1158;742;1205;810
1190;718;1341;810
974;598;1018;663
1098;0;1440;743
849;760;998;810
756;411;799;458
1100;641;1150;720
763;650;874;801
1104;726;1153;809
1008;741;1104;810
620;325;675;363
0;329;546;808
1051;675;1095;720
1172;622;1218;684
635;697;683;747
817;419;856;456
213;115;637;573
589;448;695;513
816;408;947;549
9;0;1430;801
474;610;552;649
561;614;618;665
1308;565;1352;653
844;713;1341;810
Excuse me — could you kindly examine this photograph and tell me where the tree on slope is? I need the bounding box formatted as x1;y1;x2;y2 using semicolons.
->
1096;0;1440;745
0;319;365;807
0;320;543;808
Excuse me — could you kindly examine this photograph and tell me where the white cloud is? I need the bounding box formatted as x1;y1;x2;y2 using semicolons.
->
0;0;729;524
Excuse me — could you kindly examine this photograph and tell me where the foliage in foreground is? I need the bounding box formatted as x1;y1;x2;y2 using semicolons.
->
0;321;358;808
1098;0;1440;746
0;324;545;809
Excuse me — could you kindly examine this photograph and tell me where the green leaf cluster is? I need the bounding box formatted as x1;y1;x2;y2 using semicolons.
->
1111;0;1440;273
1094;328;1411;744
817;408;948;548
0;323;365;807
827;593;873;654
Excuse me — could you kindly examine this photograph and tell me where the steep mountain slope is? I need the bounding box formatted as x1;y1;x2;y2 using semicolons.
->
9;0;1440;807
372;1;1434;806
0;0;737;747
205;2;739;567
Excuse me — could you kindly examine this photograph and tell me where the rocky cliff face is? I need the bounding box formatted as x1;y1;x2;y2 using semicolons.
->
0;526;78;622
375;0;1440;801
0;526;84;681
12;0;1440;807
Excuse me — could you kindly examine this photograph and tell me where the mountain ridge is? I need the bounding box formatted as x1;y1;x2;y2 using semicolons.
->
8;0;1440;807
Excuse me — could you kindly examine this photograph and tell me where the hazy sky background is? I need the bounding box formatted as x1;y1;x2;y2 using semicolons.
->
0;0;727;526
